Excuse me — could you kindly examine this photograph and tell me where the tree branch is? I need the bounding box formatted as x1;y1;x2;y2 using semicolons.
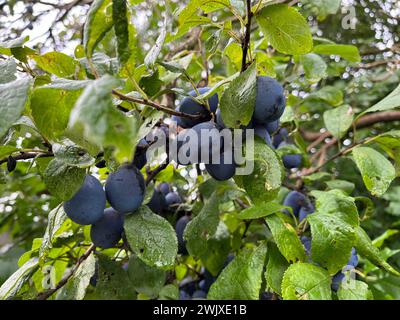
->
0;152;53;166
112;90;205;120
145;162;169;185
302;111;400;142
36;244;95;300
241;0;253;72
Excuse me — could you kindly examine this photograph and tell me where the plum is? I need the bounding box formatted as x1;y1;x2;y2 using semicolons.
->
265;120;279;134
205;150;236;181
176;215;190;254
272;128;288;148
165;191;182;208
253;76;286;124
90;208;124;248
299;203;314;222
300;236;312;257
278;142;302;169
178;87;219;128
64;174;106;225
147;188;167;215
192;290;207;299
254;125;272;146
105;164;145;214
283;191;307;217
176;121;221;164
215;108;226;129
158;182;171;195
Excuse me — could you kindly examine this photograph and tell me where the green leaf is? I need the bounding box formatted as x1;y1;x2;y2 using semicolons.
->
127;257;166;298
237;202;286;219
31;80;90;140
31;52;80;78
112;0;131;66
0;145;19;158
313;44;361;62
360;84;400;116
0;78;32;138
281;262;332;300
238;139;284;205
256;4;313;55
198;221;231;276
352;147;396;197
265;214;306;263
52;142;95;168
219;62;257;128
83;0;114;58
56;253;96;300
265;243;289;295
0;258;39;300
184;192;220;258
307;85;343;106
311;189;359;226
308;213;356;274
94;255;136;299
158;284;179;300
43;158;86;201
325;180;355;194
124;206;178;270
323;104;354;139
354;226;400;276
144;16;167;69
39;205;67;263
337;279;373;300
305;0;341;20
0;58;17;84
300;53;327;83
208;242;268;300
69;75;138;163
0;36;36;62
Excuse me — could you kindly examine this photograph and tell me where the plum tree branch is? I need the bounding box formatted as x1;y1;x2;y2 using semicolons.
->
36;244;95;300
112;90;205;120
145;162;169;185
0;152;53;165
241;0;253;72
302;111;400;142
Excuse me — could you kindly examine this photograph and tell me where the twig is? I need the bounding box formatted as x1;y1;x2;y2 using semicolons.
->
145;162;169;185
36;244;95;300
112;90;205;120
0;152;53;165
241;0;253;72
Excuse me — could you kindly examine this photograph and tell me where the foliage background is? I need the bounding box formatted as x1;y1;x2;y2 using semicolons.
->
0;0;400;300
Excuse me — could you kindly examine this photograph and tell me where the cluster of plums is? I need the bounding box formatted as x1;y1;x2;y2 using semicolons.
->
283;191;359;291
170;76;301;180
63;164;145;248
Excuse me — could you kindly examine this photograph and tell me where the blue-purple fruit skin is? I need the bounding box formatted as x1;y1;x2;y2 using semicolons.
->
266;120;279;134
205;150;236;181
176;215;190;254
178;87;219;128
177;121;221;164
165;192;182;208
299;203;314;222
147;188;167;215
105;165;145;214
90;208;124;249
273;128;288;148
254;125;272;146
158;182;171;195
253;76;286;124
301;236;312;257
192;290;207;299
64;174;106;225
282;154;302;169
215;108;226;129
283;191;307;217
